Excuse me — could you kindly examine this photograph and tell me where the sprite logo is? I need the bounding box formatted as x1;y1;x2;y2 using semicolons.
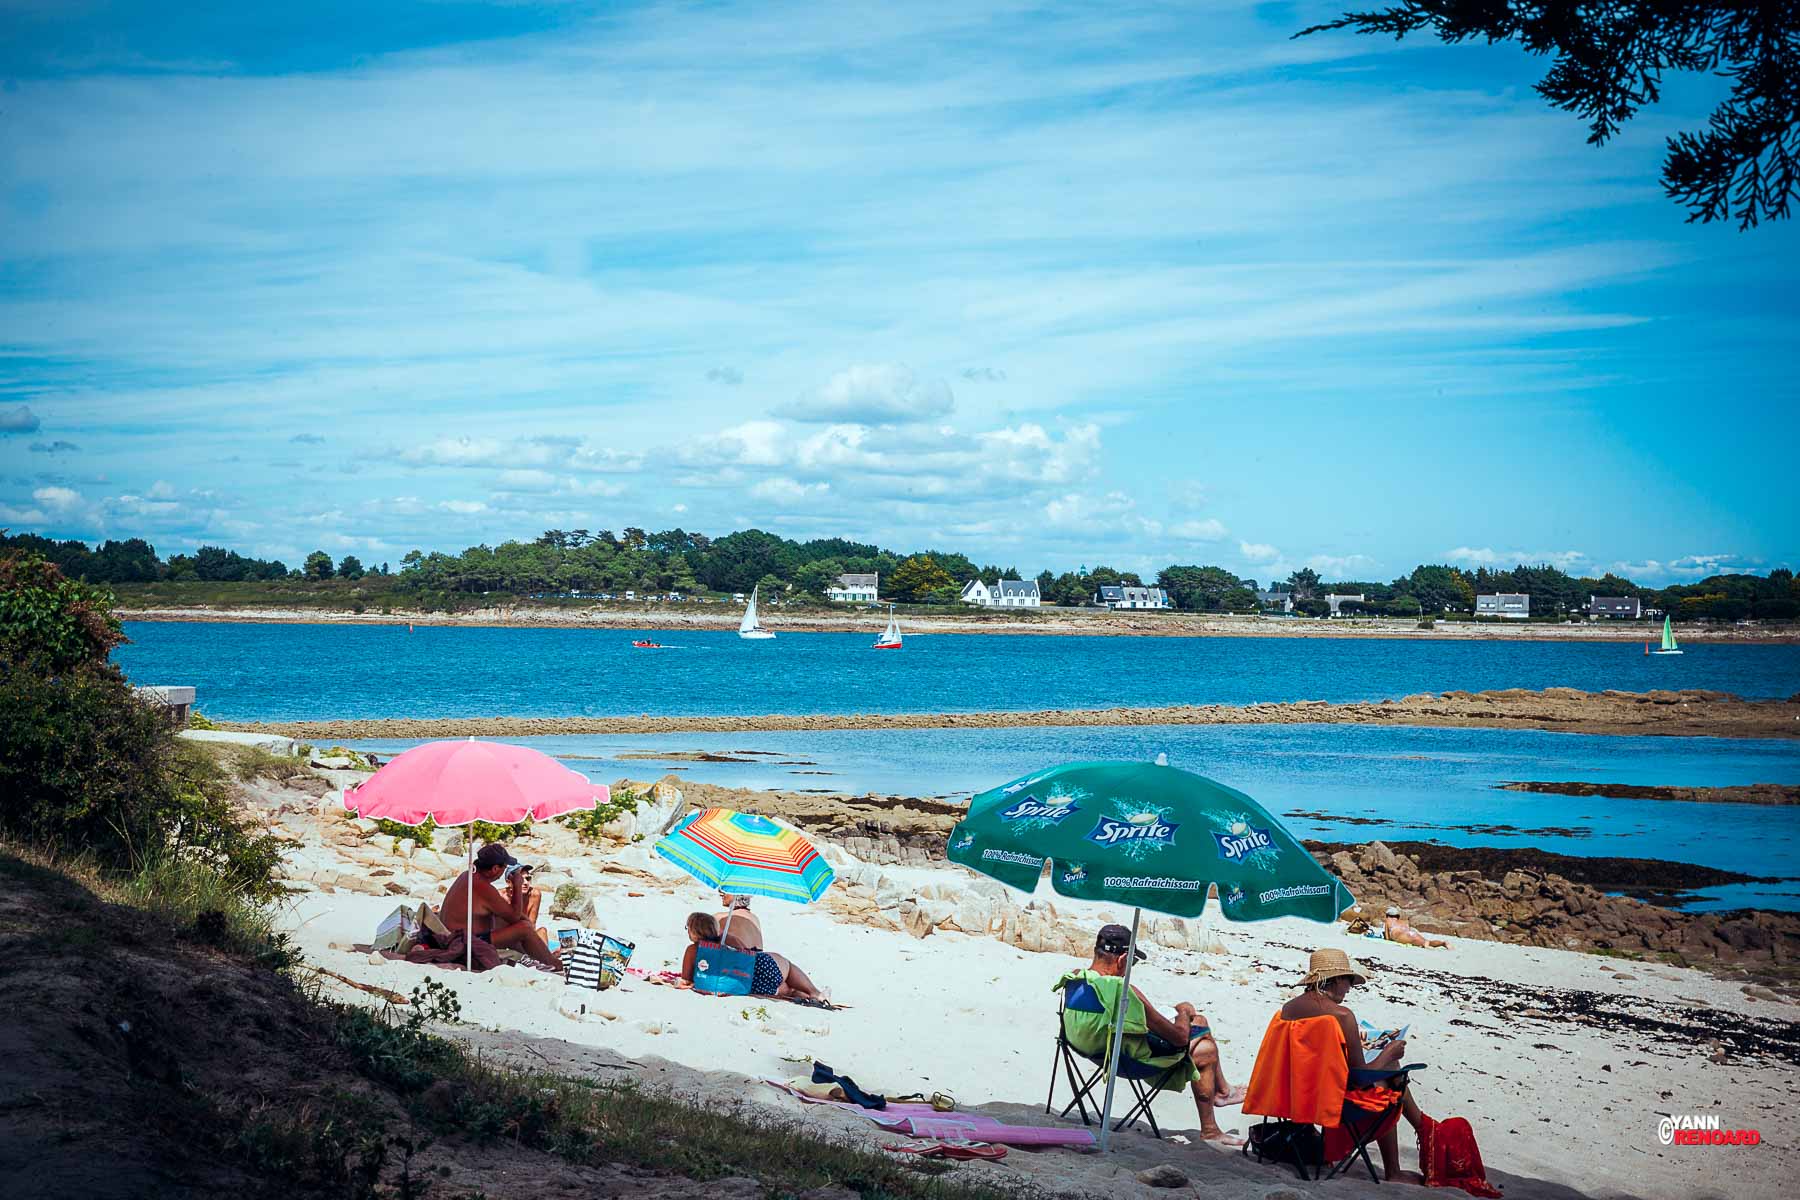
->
1060;863;1088;885
1087;811;1178;847
1214;820;1276;863
1000;795;1079;824
953;832;975;851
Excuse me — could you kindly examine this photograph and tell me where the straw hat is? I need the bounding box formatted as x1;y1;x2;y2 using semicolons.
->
1299;947;1367;987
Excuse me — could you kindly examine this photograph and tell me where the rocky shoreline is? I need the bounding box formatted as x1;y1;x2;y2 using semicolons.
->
1501;780;1800;805
236;687;1800;740
121;602;1800;642
629;777;1799;985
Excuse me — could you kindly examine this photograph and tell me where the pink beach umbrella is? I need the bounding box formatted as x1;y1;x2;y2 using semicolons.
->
343;738;608;970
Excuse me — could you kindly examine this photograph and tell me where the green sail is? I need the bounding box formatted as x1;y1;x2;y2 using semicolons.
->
1661;615;1678;652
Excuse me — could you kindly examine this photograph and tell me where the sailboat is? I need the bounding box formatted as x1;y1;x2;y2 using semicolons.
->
873;605;902;650
738;585;775;640
1652;614;1682;655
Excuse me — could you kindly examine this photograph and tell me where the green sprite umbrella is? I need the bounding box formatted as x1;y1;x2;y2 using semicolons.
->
946;758;1353;1149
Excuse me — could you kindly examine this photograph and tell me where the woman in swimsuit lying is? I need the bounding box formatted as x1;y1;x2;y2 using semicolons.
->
678;912;825;1001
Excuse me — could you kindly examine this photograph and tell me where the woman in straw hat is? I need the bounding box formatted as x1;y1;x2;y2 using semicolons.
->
1282;948;1430;1183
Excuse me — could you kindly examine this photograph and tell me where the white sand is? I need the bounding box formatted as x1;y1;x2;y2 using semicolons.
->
282;838;1796;1200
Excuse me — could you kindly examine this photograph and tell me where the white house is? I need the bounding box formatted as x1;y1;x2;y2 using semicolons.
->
1324;593;1364;617
825;572;879;604
960;577;1041;608
1476;593;1531;619
1094;584;1171;610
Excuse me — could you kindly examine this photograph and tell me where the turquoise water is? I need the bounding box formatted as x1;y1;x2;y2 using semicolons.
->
116;622;1800;721
345;723;1800;913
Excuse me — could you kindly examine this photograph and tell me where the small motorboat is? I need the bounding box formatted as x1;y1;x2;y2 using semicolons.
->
631;639;664;649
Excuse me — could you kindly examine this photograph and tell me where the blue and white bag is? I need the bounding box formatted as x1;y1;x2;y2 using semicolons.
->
693;944;756;996
565;932;635;991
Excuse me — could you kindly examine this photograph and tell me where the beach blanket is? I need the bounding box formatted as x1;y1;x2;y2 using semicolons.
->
882;1140;1008;1161
765;1082;1096;1148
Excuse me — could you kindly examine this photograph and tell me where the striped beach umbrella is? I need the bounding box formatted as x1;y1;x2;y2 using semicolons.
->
653;808;835;904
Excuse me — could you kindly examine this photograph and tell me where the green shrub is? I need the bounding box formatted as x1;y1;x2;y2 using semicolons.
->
553;883;583;913
0;549;124;672
374;816;436;847
470;818;531;843
187;709;221;730
556;787;647;842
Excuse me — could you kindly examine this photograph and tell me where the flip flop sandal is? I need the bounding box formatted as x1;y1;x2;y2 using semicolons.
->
930;1091;957;1112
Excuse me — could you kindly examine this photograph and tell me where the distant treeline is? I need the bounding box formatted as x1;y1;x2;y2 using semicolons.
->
4;527;1796;620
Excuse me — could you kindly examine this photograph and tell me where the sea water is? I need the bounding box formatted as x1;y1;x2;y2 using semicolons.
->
115;622;1800;721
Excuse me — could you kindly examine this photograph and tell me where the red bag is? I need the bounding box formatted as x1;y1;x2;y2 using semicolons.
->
1417;1114;1502;1197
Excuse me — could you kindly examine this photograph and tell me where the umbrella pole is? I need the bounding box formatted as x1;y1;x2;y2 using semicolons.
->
466;834;475;973
1096;907;1142;1153
719;909;735;948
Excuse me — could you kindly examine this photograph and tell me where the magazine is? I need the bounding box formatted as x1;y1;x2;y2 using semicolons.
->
1359;1020;1409;1053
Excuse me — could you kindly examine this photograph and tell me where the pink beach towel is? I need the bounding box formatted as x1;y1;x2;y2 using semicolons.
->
765;1082;1095;1148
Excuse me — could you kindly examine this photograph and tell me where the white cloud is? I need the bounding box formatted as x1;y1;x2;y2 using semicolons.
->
402;436;641;473
1609;553;1768;583
1041;491;1161;538
750;477;830;503
438;499;489;514
671;503;688;513
1239;541;1280;563
32;486;83;512
1169;518;1228;542
1307;553;1378;577
1447;546;1587;571
778;364;954;424
0;502;49;524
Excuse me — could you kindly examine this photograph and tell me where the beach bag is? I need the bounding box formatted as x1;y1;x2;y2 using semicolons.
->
371;904;421;954
693;944;756;996
1246;1121;1324;1173
566;935;635;991
1418;1115;1503;1197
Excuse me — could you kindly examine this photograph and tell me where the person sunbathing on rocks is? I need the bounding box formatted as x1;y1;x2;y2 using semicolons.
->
677;912;825;1002
439;843;562;969
1384;906;1449;948
1085;923;1247;1145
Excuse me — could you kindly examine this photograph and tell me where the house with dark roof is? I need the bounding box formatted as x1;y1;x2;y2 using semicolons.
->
960;577;1041;608
1476;593;1531;619
1093;584;1170;610
1255;588;1295;614
1586;595;1641;619
825;572;878;603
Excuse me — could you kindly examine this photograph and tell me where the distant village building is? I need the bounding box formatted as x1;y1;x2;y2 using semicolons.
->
826;572;879;604
1255;588;1295;614
1094;584;1171;610
1586;595;1641;619
1324;593;1365;617
960;578;1042;608
1476;593;1531;619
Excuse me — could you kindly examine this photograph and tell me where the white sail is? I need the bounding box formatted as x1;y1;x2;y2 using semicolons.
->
738;585;775;639
874;605;902;648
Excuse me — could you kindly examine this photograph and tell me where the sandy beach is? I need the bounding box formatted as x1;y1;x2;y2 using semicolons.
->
119;603;1800;643
249;763;1798;1200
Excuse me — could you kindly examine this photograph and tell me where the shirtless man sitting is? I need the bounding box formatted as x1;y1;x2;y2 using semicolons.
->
439;843;562;969
1384;906;1449;948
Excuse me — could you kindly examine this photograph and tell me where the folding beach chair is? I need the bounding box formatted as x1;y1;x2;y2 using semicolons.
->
1241;1011;1426;1184
1045;974;1191;1139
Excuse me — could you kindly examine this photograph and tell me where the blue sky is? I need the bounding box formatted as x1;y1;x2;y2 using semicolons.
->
2;0;1795;585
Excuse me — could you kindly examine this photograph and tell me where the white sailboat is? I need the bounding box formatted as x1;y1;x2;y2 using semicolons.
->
873;605;902;650
738;585;775;640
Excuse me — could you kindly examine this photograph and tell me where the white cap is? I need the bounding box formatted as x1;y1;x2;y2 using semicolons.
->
1385;906;1400;917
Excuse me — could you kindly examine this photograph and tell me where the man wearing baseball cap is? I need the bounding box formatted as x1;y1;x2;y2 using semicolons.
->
438;842;562;969
1074;923;1246;1145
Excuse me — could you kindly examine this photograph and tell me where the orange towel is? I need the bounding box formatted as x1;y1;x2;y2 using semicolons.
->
1242;1013;1349;1128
